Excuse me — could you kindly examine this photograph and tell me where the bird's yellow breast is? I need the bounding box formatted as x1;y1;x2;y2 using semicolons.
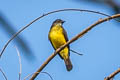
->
49;25;66;48
49;25;69;59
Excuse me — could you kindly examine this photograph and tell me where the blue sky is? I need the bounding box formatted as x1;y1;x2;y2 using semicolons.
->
0;0;120;80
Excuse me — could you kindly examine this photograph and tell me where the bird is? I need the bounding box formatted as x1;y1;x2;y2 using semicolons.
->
48;19;73;71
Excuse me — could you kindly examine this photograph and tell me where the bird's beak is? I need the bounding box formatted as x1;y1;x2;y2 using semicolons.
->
62;21;65;24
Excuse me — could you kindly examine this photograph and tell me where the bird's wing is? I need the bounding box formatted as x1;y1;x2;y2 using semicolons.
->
62;27;70;56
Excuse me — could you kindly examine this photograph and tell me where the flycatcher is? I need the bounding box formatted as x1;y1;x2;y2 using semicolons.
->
48;19;73;71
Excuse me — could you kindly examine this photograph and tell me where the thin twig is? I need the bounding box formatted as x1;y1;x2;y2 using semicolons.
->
41;72;53;80
0;68;7;80
24;72;53;80
104;68;120;80
30;14;120;80
15;46;22;80
0;8;119;59
70;49;83;56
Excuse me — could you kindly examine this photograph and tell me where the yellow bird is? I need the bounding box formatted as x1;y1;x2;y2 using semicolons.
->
48;19;73;71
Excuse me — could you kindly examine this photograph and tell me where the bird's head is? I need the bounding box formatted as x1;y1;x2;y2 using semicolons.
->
52;19;65;26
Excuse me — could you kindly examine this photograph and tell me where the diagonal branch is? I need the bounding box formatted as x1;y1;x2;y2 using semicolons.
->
0;68;7;80
70;49;83;56
104;68;120;80
30;14;120;80
0;8;120;59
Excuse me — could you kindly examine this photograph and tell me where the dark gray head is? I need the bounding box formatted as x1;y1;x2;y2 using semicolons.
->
52;19;65;26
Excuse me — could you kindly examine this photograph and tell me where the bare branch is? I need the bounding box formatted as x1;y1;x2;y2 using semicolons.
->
15;46;22;80
24;72;53;80
70;49;83;56
0;68;7;80
104;68;120;80
24;72;39;80
30;14;120;80
0;8;119;59
41;72;53;80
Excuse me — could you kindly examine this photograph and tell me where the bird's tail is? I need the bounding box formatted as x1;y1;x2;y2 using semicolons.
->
64;57;73;71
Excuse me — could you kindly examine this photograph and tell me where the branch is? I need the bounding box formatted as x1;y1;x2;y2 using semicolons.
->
24;72;53;80
0;8;119;59
0;12;32;57
15;46;22;80
41;72;53;80
24;72;39;80
70;49;83;56
0;68;7;80
104;68;120;80
30;14;120;80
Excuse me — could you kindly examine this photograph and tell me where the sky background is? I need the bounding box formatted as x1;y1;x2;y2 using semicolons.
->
0;0;120;80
